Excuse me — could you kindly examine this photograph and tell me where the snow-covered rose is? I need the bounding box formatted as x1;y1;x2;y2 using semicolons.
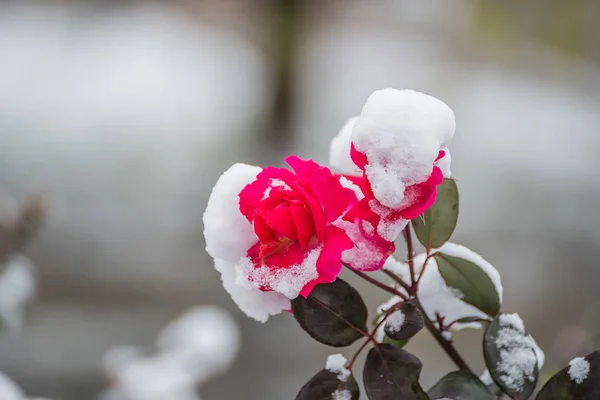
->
204;156;355;322
330;88;455;242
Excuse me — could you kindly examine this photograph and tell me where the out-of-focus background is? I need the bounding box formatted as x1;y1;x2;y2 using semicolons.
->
0;0;599;398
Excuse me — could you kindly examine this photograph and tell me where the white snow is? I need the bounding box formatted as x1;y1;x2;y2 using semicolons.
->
368;199;408;242
351;89;455;209
0;255;37;330
382;256;409;277
436;243;503;301
102;306;240;400
441;331;452;341
326;354;350;382
338;177;364;200
494;313;538;392
236;247;321;300
410;243;503;331
437;147;452;177
568;357;590;384
386;310;405;333
332;389;352;400
203;163;290;322
374;296;404;342
330;117;362;176
336;219;390;271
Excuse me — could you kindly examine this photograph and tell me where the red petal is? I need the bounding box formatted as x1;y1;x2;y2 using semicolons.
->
289;203;315;247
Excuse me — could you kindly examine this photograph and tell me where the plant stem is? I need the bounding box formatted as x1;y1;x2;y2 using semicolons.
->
403;226;416;285
346;265;408;300
413;296;473;373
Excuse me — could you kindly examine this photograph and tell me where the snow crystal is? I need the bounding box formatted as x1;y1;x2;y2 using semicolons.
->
374;296;404;342
368;199;408;242
494;315;538;391
338;176;364;200
336;219;388;271
499;313;525;333
262;178;291;200
203;163;290;322
330;117;362;176
409;243;502;331
332;389;352;400
568;357;590;384
352;89;455;209
326;354;350;381
236;246;321;299
386;310;405;333
382;257;410;279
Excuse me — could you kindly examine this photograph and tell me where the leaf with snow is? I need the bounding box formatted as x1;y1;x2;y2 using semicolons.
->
427;370;495;400
292;278;367;347
384;301;424;342
295;369;359;400
412;178;458;250
483;313;539;400
363;344;427;400
434;252;500;317
536;350;600;400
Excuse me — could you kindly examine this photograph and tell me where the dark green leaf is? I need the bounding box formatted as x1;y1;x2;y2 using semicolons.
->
434;253;500;317
427;370;495;400
363;344;426;400
536;350;600;400
292;278;367;347
484;313;539;400
412;178;458;249
296;369;360;400
384;301;424;341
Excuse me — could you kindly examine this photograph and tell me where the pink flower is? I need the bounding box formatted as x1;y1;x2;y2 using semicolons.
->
329;88;456;241
203;156;356;322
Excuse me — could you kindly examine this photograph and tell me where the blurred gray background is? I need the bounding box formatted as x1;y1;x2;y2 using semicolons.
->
0;0;599;398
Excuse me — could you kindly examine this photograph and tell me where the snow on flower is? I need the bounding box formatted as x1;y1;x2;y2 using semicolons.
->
204;156;357;321
331;88;455;243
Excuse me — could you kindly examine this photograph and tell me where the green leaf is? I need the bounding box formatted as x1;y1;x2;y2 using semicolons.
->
382;335;408;348
483;313;539;400
296;369;360;400
363;344;426;400
434;253;500;317
292;278;367;347
427;370;495;400
384;301;424;341
412;178;458;249
536;350;600;400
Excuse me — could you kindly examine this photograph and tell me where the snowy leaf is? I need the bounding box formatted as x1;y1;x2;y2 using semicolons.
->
427;371;495;400
384;301;424;342
412;178;458;250
363;344;427;400
296;369;359;400
484;313;539;399
536;350;600;400
434;253;500;317
292;278;367;347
